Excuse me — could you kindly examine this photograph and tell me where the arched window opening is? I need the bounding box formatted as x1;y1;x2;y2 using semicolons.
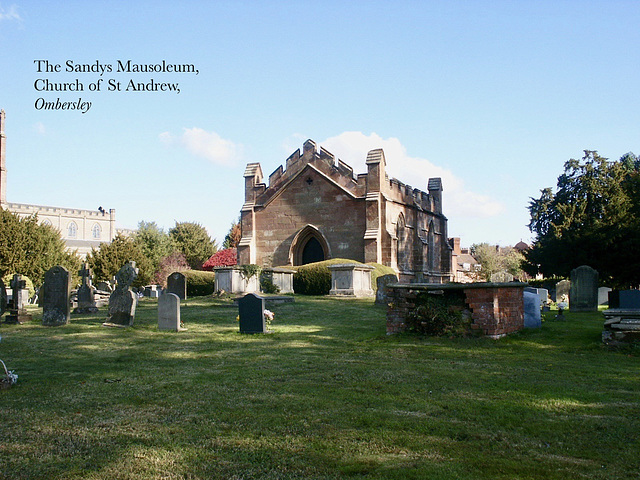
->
92;223;101;239
67;222;77;238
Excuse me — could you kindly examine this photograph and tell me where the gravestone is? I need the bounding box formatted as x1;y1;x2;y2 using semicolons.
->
598;287;612;306
490;271;514;283
75;263;98;314
0;278;6;317
523;290;542;328
96;281;113;293
569;265;598;312
42;266;71;326
375;274;398;305
105;262;139;327
4;274;32;324
602;289;640;346
167;272;187;300
238;293;266;334
555;279;571;303
158;292;184;331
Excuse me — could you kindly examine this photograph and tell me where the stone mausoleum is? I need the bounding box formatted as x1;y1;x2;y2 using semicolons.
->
238;139;452;283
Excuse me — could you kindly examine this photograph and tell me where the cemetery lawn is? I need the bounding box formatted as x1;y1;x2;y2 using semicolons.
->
1;297;638;480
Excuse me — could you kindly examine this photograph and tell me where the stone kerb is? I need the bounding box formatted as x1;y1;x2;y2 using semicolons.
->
386;282;526;338
214;266;260;294
328;263;375;297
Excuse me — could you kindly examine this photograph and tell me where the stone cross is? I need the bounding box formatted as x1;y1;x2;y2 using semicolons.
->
75;262;98;314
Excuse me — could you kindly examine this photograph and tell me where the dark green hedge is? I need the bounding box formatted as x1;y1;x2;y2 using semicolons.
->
184;270;216;297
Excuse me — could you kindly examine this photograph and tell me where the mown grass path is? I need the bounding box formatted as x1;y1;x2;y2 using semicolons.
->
0;296;638;479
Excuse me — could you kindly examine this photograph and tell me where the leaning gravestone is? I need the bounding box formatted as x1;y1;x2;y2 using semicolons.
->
42;266;71;326
158;292;184;331
167;272;187;300
375;274;398;305
238;293;266;334
569;265;598;312
523;290;542;328
75;263;98;314
105;262;139;327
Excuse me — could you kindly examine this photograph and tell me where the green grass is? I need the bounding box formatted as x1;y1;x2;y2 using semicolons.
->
0;297;638;479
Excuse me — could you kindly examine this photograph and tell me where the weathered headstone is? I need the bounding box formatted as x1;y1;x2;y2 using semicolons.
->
158;292;183;331
569;265;598;312
4;274;32;324
375;274;398;305
490;271;514;283
523;290;542;328
238;293;266;334
105;262;138;327
42;266;71;326
555;279;571;303
75;263;98;314
96;281;113;293
167;272;187;300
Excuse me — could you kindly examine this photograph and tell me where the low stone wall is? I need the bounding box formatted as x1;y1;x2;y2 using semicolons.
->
386;282;526;338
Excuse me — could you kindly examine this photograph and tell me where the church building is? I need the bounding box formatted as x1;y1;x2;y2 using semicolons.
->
0;109;123;258
238;139;452;283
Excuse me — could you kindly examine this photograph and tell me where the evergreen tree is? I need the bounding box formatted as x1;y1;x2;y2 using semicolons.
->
169;222;217;270
87;233;152;287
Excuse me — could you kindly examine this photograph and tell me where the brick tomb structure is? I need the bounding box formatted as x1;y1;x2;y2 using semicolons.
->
238;139;452;282
386;282;526;338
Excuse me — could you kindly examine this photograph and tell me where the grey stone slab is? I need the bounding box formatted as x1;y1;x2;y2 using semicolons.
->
158;292;183;331
569;265;598;312
523;291;541;328
42;266;71;326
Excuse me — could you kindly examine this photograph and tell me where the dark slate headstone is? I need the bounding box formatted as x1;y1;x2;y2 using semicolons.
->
75;262;98;314
598;287;612;306
618;290;640;309
167;272;187;300
238;293;265;334
42;266;71;326
569;265;598;312
105;262;138;327
375;274;399;305
0;278;6;317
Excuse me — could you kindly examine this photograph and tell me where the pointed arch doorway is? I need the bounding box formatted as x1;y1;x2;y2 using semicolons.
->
290;225;331;266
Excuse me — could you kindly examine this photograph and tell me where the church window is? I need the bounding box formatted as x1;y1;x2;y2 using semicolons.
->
67;221;77;238
92;223;101;239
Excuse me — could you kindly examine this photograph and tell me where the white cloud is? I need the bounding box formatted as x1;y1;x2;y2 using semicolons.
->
319;131;505;218
159;128;241;166
0;4;21;21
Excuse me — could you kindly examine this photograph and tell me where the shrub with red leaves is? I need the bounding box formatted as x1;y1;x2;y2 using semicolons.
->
202;248;237;270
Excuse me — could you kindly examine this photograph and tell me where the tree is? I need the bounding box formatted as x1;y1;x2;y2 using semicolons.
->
153;251;190;286
169;222;217;270
222;218;242;249
86;233;152;287
470;243;525;281
525;150;640;287
0;207;80;286
133;221;174;274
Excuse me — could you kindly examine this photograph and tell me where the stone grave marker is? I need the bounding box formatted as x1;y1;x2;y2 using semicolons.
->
569;265;598;312
555;279;570;303
105;262;138;327
375;274;398;305
238;293;266;334
4;274;32;324
523;290;542;328
0;278;6;317
158;292;184;331
42;266;71;326
598;287;612;306
490;271;514;283
167;272;187;300
75;262;98;314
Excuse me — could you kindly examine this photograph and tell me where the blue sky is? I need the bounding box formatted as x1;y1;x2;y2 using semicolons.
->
1;1;638;248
